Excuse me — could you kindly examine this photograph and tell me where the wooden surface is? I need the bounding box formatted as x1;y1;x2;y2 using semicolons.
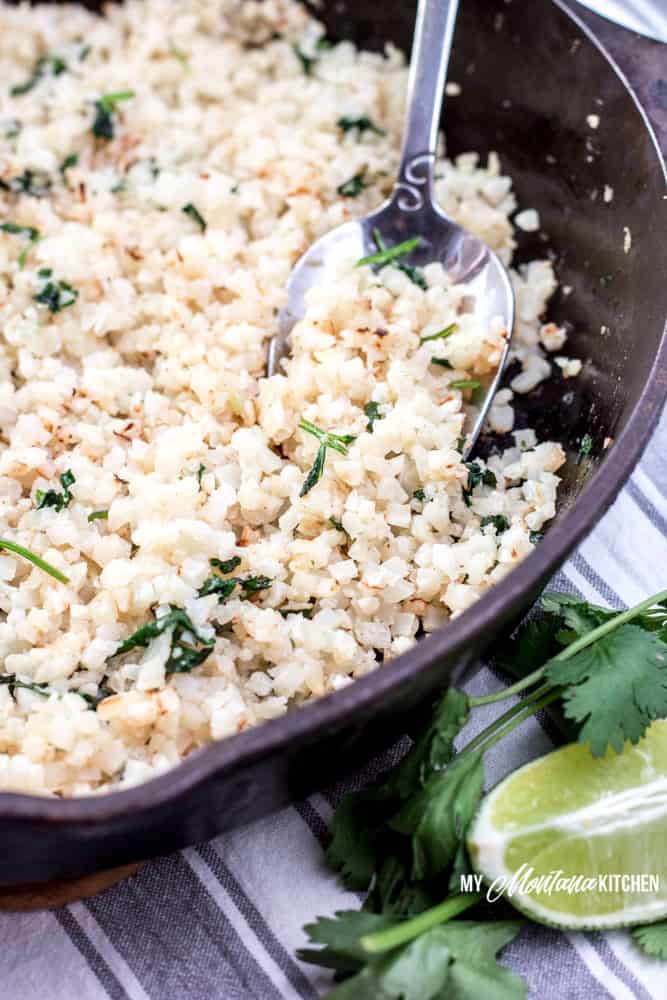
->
0;862;145;911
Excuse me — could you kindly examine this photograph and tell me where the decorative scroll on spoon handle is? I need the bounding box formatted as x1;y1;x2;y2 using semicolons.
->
391;0;460;214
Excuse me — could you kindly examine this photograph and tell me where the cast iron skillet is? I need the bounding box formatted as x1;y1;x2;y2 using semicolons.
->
1;0;665;884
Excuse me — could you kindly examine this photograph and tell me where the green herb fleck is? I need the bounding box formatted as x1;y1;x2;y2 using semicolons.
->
3;119;22;139
337;115;385;137
450;379;481;391
0;674;51;699
0;222;40;268
364;401;383;433
413;488;428;503
35;277;78;313
357;229;421;269
293;46;316;75
329;517;352;542
10;54;67;97
60;153;78;185
0;538;68;583
35;470;75;512
420;323;457;344
462;461;496;507
577;433;593;464
529;530;544;545
0;169;52;197
211;556;242;575
92;90;135;141
198;557;272;602
279;606;314;619
337;169;370;198
88;510;109;522
430;357;452;369
182;202;207;232
108;605;215;675
196;463;206;486
79;44;92;62
480;514;510;533
299;419;356;497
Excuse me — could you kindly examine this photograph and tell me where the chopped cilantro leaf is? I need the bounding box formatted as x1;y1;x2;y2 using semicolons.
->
60;153;78;184
450;379;481;390
182;202;207;232
577;433;593;464
431;357;452;368
293;46;316;74
337;170;370;198
357;229;421;270
88;510;108;522
480;514;510;533
462;461;496;506
198;558;272;601
0;222;40;268
364;401;383;433
299;419;356;496
210;556;242;575
10;54;67;97
35;470;75;512
0;169;51;197
420;323;458;344
0;538;68;583
35;277;78;313
107;605;215;675
337;115;385;137
92;90;135;140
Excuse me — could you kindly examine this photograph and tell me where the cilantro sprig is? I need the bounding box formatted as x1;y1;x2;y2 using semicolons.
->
302;587;667;998
299;419;356;496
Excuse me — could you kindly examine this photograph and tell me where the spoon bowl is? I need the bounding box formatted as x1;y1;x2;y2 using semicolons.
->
267;0;515;456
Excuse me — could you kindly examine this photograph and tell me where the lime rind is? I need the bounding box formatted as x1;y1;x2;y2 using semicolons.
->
467;722;667;931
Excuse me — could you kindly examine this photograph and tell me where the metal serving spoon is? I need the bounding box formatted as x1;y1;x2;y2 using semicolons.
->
267;0;514;455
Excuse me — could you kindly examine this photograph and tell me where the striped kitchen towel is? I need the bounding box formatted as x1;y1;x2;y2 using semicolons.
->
0;418;664;1000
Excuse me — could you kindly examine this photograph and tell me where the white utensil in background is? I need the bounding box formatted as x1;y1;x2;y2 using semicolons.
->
577;0;667;43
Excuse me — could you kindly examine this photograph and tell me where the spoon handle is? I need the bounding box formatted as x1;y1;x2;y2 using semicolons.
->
391;0;459;212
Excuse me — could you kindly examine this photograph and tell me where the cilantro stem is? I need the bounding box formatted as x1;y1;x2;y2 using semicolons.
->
469;587;667;708
0;538;69;583
360;892;482;955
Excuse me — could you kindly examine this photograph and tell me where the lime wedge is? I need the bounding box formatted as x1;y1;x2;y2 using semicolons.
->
467;720;667;930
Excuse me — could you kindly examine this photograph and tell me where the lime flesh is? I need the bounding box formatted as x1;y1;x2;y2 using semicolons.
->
467;720;667;930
